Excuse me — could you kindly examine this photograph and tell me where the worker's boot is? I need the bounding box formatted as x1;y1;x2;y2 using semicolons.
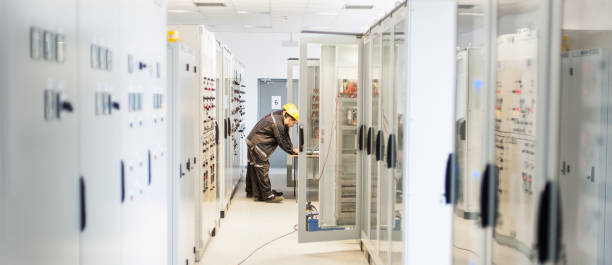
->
272;189;283;196
262;194;284;203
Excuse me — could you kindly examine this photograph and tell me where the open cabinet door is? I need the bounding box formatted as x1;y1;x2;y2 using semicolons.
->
297;34;362;242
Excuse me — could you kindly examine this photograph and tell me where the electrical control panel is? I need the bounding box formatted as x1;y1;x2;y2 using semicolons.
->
494;29;538;243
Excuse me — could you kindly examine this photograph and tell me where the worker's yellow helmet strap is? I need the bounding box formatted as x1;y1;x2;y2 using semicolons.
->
282;103;299;122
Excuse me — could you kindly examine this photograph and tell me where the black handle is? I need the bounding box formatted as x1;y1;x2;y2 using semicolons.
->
61;101;74;112
444;153;459;204
298;125;304;152
112;101;120;110
358;125;365;151
215;121;219;144
480;163;499;228
79;176;86;232
536;181;562;263
375;130;383;161
366;127;373;155
186;159;191;171
120;160;125;203
228;118;232;136
224;118;227;138
386;134;396;169
147;151;152;185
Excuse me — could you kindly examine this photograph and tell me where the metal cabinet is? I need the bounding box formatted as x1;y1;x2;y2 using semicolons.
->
1;1;80;265
165;24;222;261
360;9;406;265
1;1;169;265
168;43;198;265
297;34;362;242
451;0;565;264
451;2;493;263
557;1;612;264
295;5;407;265
119;1;169;265
77;0;122;264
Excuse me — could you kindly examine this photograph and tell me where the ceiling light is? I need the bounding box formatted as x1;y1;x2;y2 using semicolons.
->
343;4;374;10
194;2;226;7
318;12;338;16
306;26;329;30
168;9;199;13
458;12;483;16
458;4;476;9
244;25;254;28
237;10;249;14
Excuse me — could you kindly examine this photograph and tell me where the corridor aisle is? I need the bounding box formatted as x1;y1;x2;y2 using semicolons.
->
200;169;368;265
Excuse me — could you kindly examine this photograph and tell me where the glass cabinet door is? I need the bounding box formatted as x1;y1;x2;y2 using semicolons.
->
297;34;362;242
557;0;612;264
391;10;406;265
492;0;559;264
452;1;494;265
379;18;395;263
369;30;382;252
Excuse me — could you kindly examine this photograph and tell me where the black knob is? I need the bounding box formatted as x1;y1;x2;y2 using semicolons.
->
112;102;120;110
61;101;74;112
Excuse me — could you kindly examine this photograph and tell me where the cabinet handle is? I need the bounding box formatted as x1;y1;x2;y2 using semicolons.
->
444;153;458;204
61;101;74;113
298;125;304;152
366;127;373;155
480;163;499;228
148;151;152;185
358;125;365;151
536;181;561;263
228;118;232;136
375;130;383;161
79;176;87;232
386;134;396;169
223;119;227;139
215;121;219;144
120;160;125;203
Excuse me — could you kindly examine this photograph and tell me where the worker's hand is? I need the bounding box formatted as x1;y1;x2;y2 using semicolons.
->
293;148;299;155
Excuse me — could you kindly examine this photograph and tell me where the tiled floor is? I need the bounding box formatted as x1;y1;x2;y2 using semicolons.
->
199;168;368;265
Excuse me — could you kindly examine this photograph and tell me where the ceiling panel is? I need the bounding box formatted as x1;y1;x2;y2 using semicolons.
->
167;0;400;33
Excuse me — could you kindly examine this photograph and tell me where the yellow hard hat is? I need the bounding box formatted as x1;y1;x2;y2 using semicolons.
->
283;103;299;122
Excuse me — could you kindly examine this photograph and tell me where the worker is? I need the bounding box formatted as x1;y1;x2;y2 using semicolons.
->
245;103;299;202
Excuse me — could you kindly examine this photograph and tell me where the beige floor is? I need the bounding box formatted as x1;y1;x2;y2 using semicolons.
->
199;168;368;265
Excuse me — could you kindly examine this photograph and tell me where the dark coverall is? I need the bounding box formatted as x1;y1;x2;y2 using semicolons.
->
245;110;296;199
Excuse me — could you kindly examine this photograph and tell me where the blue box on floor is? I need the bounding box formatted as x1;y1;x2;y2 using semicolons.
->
307;219;345;232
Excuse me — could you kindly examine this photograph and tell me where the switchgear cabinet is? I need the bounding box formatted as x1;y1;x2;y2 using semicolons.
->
166;24;222;261
77;0;123;264
295;5;407;265
119;1;169;265
168;42;198;265
556;0;612;261
2;1;80;265
451;5;493;263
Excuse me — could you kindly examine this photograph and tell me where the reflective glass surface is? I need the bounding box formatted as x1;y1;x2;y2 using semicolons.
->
493;0;552;263
453;1;491;264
